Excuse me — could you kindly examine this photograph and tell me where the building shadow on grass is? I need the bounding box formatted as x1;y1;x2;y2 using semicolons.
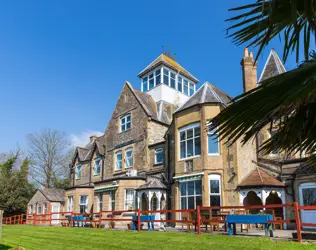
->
0;244;13;250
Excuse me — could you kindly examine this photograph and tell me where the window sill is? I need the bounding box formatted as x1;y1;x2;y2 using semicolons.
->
93;173;100;176
178;155;201;162
119;128;131;134
154;163;163;166
208;153;220;156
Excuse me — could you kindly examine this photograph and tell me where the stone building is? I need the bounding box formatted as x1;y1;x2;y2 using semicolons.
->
47;49;315;228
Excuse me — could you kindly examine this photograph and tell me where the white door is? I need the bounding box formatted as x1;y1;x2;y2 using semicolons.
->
299;183;316;228
51;205;60;225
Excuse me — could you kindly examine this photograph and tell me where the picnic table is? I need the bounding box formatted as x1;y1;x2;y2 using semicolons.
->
226;214;274;237
132;215;155;231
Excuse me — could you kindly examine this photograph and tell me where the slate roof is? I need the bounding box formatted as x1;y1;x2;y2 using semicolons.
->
294;162;316;176
259;49;286;82
138;53;199;83
136;177;167;190
175;82;232;113
40;188;65;202
238;167;285;188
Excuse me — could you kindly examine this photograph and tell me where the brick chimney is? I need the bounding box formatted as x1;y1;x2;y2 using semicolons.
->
241;48;257;93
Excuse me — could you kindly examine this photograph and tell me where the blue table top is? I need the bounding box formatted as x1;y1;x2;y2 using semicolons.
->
132;215;155;221
226;214;273;224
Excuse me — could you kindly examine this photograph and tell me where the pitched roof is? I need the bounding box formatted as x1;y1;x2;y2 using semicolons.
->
238;167;285;188
136;177;167;190
40;188;65;202
259;49;286;82
138;53;199;83
157;100;177;125
175;82;232;113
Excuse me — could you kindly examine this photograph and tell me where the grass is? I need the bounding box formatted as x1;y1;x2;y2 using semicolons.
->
0;226;316;250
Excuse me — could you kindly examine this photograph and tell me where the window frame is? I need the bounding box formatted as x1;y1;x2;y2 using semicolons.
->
94;158;101;176
75;164;82;180
79;195;88;213
120;114;131;132
68;196;73;212
155;148;164;164
125;147;133;169
97;193;103;212
179;180;202;209
37;204;42;215
124;189;135;210
115;151;123;171
109;191;116;211
208;174;222;207
207;127;220;155
179;123;201;160
43;203;48;214
268;129;280;156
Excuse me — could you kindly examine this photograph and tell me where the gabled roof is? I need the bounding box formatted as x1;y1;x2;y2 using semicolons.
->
138;53;199;83
39;188;65;202
175;82;232;114
238;167;285;188
258;49;286;82
136;177;167;190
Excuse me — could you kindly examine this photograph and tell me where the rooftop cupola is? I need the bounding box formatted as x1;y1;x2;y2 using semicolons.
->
138;52;199;106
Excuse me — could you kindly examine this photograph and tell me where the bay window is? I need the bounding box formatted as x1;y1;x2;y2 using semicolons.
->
120;114;131;132
177;76;183;92
209;174;221;208
180;180;202;209
109;191;116;211
183;80;189;95
68;196;73;212
43;203;48;214
179;123;201;159
149;73;154;89
79;195;88;213
125;148;133;169
142;77;148;92
163;68;169;85
115;151;122;171
124;189;135;210
208;129;220;155
170;72;176;89
37;204;42;214
97;193;103;212
155;69;161;86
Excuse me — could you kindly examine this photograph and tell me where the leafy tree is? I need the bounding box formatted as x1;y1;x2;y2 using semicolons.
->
210;0;316;160
0;155;35;216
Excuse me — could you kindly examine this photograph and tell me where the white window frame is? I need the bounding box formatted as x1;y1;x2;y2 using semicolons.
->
79;195;88;213
76;164;82;180
142;76;148;92
268;130;280;156
43;203;48;214
94;158;101;175
68;196;73;212
124;189;135;210
207;128;220;155
115;151;123;171
37;204;42;214
109;191;116;211
120;114;131;132
155;148;164;164
179;180;202;209
29;204;32;214
208;174;222;206
97;193;103;212
125;148;133;169
179;123;201;160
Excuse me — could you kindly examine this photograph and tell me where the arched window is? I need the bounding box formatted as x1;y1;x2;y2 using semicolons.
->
151;193;158;211
160;194;166;210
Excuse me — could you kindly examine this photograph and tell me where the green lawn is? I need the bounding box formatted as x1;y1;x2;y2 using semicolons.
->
0;226;315;250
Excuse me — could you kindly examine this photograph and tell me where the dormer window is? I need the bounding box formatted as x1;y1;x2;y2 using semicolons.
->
76;164;82;179
121;114;131;132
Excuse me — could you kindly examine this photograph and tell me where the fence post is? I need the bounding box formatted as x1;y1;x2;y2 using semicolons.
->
137;208;141;232
99;211;102;229
33;214;36;226
197;206;201;235
294;202;302;243
70;212;73;228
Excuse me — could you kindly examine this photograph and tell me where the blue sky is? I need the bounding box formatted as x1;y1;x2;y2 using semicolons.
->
0;0;298;152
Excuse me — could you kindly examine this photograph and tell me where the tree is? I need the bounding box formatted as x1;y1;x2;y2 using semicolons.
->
0;155;35;216
26;129;73;188
210;1;316;160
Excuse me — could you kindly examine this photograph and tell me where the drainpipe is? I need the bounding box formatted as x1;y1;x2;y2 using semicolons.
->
166;134;172;226
101;155;105;181
89;162;92;186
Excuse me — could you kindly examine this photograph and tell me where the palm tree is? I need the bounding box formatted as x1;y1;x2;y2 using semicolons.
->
210;1;316;159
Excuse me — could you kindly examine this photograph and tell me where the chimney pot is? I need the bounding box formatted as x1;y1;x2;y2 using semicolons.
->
244;48;249;57
250;52;253;58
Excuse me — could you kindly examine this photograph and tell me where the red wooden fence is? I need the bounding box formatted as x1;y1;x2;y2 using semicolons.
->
4;202;316;243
